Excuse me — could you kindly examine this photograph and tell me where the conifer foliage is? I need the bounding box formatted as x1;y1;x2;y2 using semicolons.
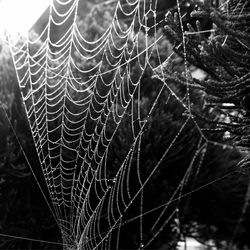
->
164;0;250;170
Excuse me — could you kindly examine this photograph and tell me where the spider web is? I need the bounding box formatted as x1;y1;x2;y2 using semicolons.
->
4;0;240;249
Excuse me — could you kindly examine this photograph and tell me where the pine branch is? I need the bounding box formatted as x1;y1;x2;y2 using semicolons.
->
164;0;250;167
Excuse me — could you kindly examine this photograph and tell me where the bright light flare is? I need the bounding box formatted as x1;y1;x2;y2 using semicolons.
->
0;0;51;39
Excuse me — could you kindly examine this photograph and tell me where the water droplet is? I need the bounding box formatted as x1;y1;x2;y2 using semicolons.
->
140;242;144;249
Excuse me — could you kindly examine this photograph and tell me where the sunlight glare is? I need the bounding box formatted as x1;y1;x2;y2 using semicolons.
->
0;0;51;39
